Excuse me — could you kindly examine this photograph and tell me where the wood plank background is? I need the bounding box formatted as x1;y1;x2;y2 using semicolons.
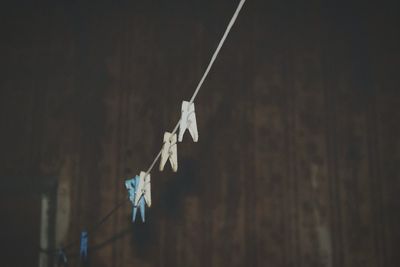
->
0;0;399;266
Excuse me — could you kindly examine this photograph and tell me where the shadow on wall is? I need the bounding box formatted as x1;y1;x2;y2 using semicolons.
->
129;158;201;258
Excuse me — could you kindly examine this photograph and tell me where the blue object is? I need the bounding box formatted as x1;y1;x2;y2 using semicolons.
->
56;248;67;266
80;231;88;260
125;176;146;222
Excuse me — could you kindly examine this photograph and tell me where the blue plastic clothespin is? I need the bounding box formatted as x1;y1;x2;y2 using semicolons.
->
125;176;146;222
80;231;88;260
56;248;67;266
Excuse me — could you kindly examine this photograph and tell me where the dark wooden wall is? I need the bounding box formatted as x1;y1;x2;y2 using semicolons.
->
1;0;399;266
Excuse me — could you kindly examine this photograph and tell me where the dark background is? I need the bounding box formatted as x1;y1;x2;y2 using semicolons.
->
0;0;399;266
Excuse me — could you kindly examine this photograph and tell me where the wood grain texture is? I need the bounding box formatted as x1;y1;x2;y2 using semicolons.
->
0;1;399;266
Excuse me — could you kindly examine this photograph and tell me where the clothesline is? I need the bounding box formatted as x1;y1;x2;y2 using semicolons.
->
144;0;246;179
41;0;247;261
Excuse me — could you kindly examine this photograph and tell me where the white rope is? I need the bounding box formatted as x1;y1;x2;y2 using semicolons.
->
189;0;247;104
143;0;246;179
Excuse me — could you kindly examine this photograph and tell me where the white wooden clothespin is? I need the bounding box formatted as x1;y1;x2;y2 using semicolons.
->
160;132;178;172
134;171;151;208
178;101;198;142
